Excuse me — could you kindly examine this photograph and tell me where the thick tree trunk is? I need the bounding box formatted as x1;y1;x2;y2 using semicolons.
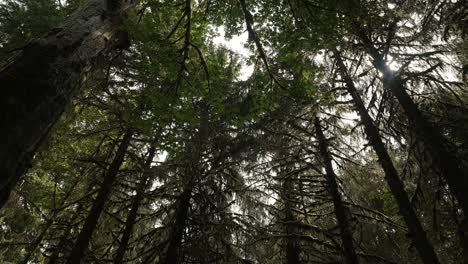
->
286;234;300;264
0;0;130;209
66;129;133;264
334;50;440;264
113;146;156;264
314;117;359;264
163;184;193;264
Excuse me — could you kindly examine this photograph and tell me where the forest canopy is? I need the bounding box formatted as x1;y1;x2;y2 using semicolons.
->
0;0;467;263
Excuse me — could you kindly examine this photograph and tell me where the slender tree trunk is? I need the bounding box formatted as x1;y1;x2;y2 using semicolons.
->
162;103;209;264
66;129;133;264
314;117;359;264
0;0;131;209
281;168;300;264
334;50;440;264
285;231;300;264
163;184;193;264
353;23;468;221
113;146;156;264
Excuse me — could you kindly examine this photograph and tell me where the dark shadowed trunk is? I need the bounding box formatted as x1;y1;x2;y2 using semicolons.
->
356;30;468;216
163;183;193;264
334;50;440;264
314;117;360;264
281;168;300;264
66;129;133;264
0;0;131;209
163;104;210;264
113;146;156;264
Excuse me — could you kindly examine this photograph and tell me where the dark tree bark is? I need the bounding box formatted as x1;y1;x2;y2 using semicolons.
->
281;169;300;264
334;50;441;264
66;129;133;264
353;23;468;224
0;0;131;209
163;104;209;264
163;184;193;264
113;146;156;264
353;23;468;258
314;117;360;264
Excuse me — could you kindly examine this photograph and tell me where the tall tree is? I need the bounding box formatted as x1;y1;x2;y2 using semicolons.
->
66;129;133;264
333;50;441;264
352;22;468;219
113;146;156;264
314;116;360;264
1;0;467;263
0;0;133;208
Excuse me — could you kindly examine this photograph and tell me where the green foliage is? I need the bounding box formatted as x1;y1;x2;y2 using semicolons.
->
0;0;63;52
368;187;399;216
1;0;467;263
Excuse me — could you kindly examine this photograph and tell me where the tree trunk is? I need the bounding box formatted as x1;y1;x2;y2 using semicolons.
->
355;24;468;258
113;146;156;264
162;103;210;264
314;117;360;264
66;129;133;264
355;29;468;217
334;50;440;264
282;168;300;264
163;184;193;264
0;0;130;209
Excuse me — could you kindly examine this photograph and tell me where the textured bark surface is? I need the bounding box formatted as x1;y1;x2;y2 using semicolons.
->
314;117;359;264
0;0;127;208
334;51;440;264
66;130;133;264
